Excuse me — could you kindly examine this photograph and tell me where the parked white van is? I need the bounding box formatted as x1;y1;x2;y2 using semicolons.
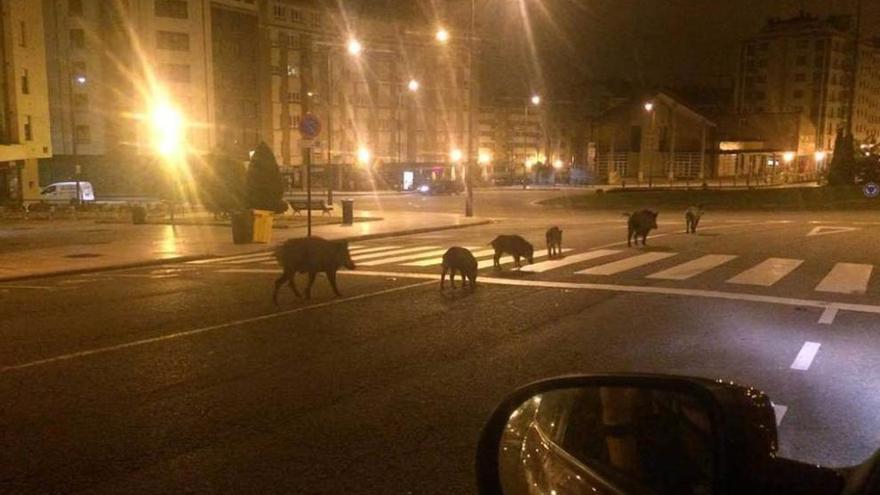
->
40;182;95;202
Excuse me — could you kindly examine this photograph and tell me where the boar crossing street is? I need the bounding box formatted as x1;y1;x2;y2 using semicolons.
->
273;237;357;303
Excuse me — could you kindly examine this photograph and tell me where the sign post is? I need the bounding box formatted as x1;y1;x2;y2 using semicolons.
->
299;113;322;237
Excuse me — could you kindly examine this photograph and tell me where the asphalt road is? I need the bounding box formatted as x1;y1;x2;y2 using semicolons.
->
3;191;880;494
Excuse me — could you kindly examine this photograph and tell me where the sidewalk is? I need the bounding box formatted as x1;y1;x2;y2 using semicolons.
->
0;211;491;282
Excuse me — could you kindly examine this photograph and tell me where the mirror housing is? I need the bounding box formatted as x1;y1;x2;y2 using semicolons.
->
476;374;785;494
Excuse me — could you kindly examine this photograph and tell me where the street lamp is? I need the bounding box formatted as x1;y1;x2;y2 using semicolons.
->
347;38;363;56
553;159;563;169
523;94;541;189
407;78;420;92
531;95;541;106
435;28;450;44
815;151;827;162
357;146;371;166
478;151;492;165
150;101;185;158
397;79;419;165
450;148;463;163
70;73;87;204
783;151;795;163
644;102;654;112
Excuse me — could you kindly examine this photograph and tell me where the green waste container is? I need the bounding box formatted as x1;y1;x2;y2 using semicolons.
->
231;211;253;244
341;199;354;225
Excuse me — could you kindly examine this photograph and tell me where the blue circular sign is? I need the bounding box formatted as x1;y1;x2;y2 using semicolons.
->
864;182;879;198
299;113;321;140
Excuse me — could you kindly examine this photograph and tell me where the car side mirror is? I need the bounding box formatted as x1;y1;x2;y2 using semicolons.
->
475;374;842;495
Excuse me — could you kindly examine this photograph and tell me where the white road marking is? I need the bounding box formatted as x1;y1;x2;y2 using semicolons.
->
818;306;839;325
0;285;55;290
647;254;737;280
815;263;873;294
219;269;880;319
772;403;788;426
726;258;803;287
576;252;677;276
403;248;496;267
358;247;479;267
806;226;860;237
520;250;621;273
476;249;573;270
352;245;440;261
0;279;436;374
348;245;402;255
186;251;271;265
790;342;821;371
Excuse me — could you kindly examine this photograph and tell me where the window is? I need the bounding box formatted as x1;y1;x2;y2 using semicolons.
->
290;9;302;23
21;69;29;95
24;116;33;141
159;63;190;83
75;125;91;144
157;31;189;51
155;0;188;19
309;12;321;27
288;91;300;103
19;22;26;47
69;0;83;16
70;29;85;49
273;5;285;19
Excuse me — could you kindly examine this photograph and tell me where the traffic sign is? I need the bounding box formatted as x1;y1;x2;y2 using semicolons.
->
864;182;879;198
299;113;321;140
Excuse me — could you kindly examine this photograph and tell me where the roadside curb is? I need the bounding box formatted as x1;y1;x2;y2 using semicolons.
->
0;219;495;283
0;255;212;283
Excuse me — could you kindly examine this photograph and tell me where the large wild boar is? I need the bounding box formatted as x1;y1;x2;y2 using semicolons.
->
273;237;356;303
626;210;659;247
490;235;534;270
685;204;704;234
441;246;477;290
545;226;563;258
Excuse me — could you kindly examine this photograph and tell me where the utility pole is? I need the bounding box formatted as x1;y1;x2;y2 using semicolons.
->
845;0;862;138
464;0;476;217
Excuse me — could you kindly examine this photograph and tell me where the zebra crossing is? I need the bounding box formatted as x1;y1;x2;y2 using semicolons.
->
189;242;877;296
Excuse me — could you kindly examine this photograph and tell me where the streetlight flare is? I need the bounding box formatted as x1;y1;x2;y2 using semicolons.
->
553;159;564;169
644;102;654;112
783;151;795;163
814;151;827;161
450;148;463;163
357;147;371;165
436;28;450;44
347;38;363;56
407;79;420;92
150;101;185;158
531;95;541;106
478;152;492;165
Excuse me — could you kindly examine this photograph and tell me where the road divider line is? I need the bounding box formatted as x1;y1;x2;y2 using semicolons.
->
818;307;839;325
790;342;821;371
0;279;436;374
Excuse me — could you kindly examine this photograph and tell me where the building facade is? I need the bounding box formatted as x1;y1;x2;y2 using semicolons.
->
734;12;880;178
1;0;52;203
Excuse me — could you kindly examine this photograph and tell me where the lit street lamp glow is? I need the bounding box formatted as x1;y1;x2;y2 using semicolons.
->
553;159;564;169
478;151;492;165
450;148;463;163
150;101;185;158
644;102;654;112
435;28;450;44
357;147;371;165
531;95;541;106
75;75;87;85
815;151;827;162
347;39;363;56
407;79;420;92
783;151;795;163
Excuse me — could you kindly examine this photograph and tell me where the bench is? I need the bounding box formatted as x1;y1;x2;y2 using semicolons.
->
288;199;333;216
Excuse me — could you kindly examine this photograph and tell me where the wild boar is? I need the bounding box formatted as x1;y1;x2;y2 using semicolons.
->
490;235;534;269
685;205;704;234
626;210;659;247
273;237;356;303
545;226;563;258
441;246;477;290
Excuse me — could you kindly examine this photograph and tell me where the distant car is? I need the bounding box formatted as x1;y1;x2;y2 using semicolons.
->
40;181;95;202
417;179;463;195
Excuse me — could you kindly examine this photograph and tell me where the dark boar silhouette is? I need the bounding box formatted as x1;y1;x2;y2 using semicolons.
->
273;237;355;303
685;205;704;234
490;235;534;269
545;226;563;258
441;246;477;290
626;210;659;247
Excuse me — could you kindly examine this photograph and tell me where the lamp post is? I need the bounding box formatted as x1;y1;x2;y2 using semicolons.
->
397;78;419;167
643;101;656;187
68;72;87;205
523;95;541;189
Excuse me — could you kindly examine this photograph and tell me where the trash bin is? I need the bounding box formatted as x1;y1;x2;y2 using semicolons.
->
341;199;354;225
131;205;147;225
252;209;274;243
231;211;253;244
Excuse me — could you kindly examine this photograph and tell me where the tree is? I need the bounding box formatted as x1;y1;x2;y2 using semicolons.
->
198;151;246;215
827;129;855;185
246;142;287;212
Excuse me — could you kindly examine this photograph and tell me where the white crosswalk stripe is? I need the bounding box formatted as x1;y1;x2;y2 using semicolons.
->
520;250;620;273
218;254;274;265
349;245;401;255
352;246;440;261
187;252;271;265
815;263;873;294
402;248;497;267
647;254;737;280
726;258;803;287
576;252;677;276
359;247;479;267
476;249;573;270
